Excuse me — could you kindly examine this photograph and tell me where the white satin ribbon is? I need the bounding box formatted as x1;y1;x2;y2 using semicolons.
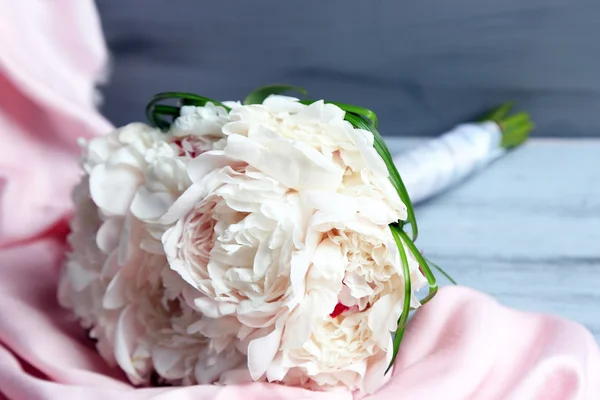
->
393;121;504;205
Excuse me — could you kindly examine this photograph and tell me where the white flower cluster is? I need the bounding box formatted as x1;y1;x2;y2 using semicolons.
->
59;96;427;394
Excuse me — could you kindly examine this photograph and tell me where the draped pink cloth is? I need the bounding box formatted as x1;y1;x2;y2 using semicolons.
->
0;1;599;399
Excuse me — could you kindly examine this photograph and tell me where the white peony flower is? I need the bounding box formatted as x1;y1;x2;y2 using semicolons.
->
59;114;245;386
58;177;118;365
169;103;230;156
160;96;426;393
61;94;429;394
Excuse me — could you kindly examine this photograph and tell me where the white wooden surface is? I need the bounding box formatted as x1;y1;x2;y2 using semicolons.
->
387;138;600;342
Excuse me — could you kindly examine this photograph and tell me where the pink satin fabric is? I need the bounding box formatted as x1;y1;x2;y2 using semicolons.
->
0;0;112;248
0;2;599;399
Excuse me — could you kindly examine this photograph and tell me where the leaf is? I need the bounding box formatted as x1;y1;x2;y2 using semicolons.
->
152;105;181;116
397;229;439;305
149;105;181;130
424;256;457;285
386;224;413;373
244;85;308;105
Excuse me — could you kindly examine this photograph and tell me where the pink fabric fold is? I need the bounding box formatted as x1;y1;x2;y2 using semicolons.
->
0;0;112;247
0;1;599;399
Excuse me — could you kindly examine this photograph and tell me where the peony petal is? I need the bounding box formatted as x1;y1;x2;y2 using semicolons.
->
168;257;200;292
343;272;373;299
113;305;144;381
346;127;388;177
310;238;345;293
265;352;289;382
194;350;244;385
289;250;311;308
192;296;223;319
294;100;346;123
117;213;143;266
368;294;398;348
247;326;283;380
301;191;357;216
102;269;128;310
196;316;241;338
361;345;392;394
100;250;120;279
252;237;273;278
89;164;142;216
224;132;343;191
96;218;123;254
105;146;144;169
262;95;305;113
218;368;254;385
156;182;206;225
130;185;174;220
281;298;316;350
65;261;97;291
188;150;233;183
152;345;185;378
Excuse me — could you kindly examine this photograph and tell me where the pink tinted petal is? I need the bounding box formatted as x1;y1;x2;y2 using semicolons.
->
113;306;143;381
102;270;127;310
101;251;121;279
96;218;123;254
156;182;206;225
151;346;184;378
65;262;98;292
360;348;391;395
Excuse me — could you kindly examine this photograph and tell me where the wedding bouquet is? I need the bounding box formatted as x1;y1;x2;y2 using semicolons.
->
58;86;532;394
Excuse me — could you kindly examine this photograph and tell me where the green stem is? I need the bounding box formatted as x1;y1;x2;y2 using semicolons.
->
386;224;412;373
499;112;534;149
479;102;535;149
397;229;439;305
424;257;457;285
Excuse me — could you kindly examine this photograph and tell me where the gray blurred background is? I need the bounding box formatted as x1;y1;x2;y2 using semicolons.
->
96;0;600;137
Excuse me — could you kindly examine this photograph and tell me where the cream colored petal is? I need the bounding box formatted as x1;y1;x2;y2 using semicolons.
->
89;164;142;216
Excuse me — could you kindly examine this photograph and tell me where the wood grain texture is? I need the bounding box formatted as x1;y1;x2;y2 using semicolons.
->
388;138;600;342
98;0;600;137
